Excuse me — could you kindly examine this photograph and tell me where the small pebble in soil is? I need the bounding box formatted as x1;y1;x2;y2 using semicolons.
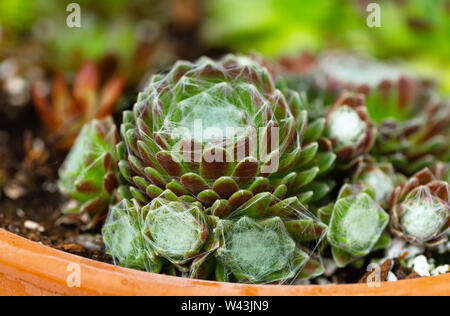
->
4;182;27;200
24;220;45;233
42;181;58;193
70;234;103;252
16;208;25;218
386;272;398;282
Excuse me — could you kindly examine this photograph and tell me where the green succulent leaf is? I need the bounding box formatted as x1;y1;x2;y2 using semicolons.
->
142;198;210;265
58;117;120;226
102;199;163;272
215;216;301;284
390;169;449;248
327;185;389;261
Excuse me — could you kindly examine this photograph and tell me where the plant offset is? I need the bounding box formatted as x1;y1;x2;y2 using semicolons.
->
59;54;449;284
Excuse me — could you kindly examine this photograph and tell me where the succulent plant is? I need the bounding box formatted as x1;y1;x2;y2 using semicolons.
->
103;188;327;283
374;98;450;175
351;159;406;209
314;54;450;175
141;194;213;271
117;54;336;214
102;198;163;272
325;93;377;169
211;195;327;283
57;53;448;284
104;195;215;276
58;117;120;228
100;55;336;283
32;62;126;150
317;54;420;111
390;168;449;247
216;216;302;283
319;184;391;268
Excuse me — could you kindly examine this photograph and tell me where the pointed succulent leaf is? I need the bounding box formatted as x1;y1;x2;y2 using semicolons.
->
285;219;328;243
303;118;325;144
331;247;356;269
296;254;325;280
231;192;274;219
299;181;333;203
33;62;125;150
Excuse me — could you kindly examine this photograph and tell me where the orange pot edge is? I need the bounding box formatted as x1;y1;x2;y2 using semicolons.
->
0;229;448;296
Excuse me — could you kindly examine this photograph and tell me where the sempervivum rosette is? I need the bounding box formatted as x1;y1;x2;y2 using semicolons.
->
103;191;327;283
141;192;217;277
118;55;336;213
319;184;391;268
325;93;377;169
104;193;217;278
390;168;450;247
102;198;163;272
58;117;120;228
210;193;327;284
351;158;406;209
213;216;324;284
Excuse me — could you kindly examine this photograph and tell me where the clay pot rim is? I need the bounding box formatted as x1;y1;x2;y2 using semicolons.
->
0;229;448;296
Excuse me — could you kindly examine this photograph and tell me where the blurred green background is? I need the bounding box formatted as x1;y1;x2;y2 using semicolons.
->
0;0;178;72
203;0;450;94
1;0;449;93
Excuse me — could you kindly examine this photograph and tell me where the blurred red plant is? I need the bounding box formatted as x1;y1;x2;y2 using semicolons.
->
32;62;126;150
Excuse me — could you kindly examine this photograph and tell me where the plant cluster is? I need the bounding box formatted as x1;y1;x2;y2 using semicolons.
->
59;54;449;284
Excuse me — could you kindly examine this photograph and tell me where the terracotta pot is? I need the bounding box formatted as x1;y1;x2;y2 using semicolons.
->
0;229;448;296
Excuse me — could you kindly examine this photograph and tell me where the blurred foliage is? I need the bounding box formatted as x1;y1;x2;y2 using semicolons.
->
0;0;36;31
1;0;450;93
203;0;450;94
0;0;168;36
0;0;172;73
0;0;205;124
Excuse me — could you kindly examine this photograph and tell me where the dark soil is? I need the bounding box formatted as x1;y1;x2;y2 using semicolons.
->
0;109;113;264
0;191;112;264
